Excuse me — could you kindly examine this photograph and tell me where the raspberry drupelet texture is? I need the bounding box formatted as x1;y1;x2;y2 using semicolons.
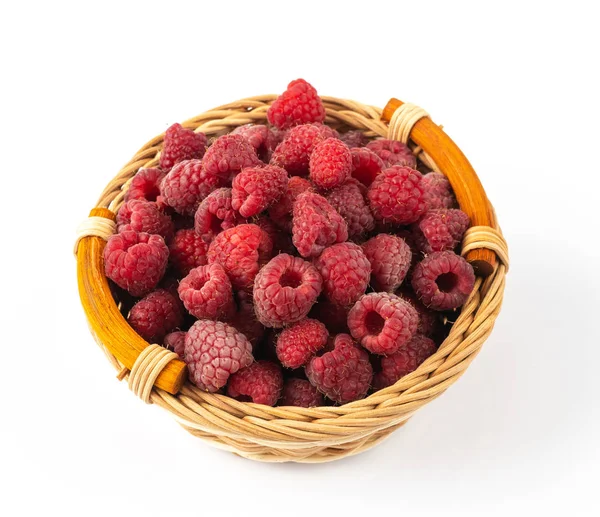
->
184;320;254;392
339;130;369;148
229;290;266;348
281;378;324;407
422;172;458;210
232;165;288;217
231;124;278;162
164;331;186;357
361;234;412;292
350;147;385;187
396;287;440;337
193;188;243;243
267;79;326;130
314;242;371;307
366;139;417;168
117;199;174;241
202;134;261;184
168;228;209;276
253;253;323;328
254;216;296;256
159;123;207;172
227;360;283;406
177;263;234;320
127;289;184;342
125;168;165;204
104;231;169;297
411;251;475;311
412;208;470;253
276;318;329;369
292;191;348;258
347;292;419;355
309;299;349;334
326;179;375;239
305;333;373;403
207;224;273;290
367;166;427;224
309;138;352;189
268;176;312;232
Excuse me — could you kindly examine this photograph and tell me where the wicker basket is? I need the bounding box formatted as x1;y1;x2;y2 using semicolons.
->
75;94;508;463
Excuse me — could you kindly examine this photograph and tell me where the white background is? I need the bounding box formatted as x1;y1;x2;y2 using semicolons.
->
1;1;599;515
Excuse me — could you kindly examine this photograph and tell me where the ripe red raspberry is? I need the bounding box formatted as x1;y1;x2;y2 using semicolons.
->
232;165;288;217
159;123;207;171
422;172;458;210
202;134;261;184
193;188;243;243
309;138;352;189
339;130;369;148
326;179;375;239
127;289;184;342
177;263;234;320
163;331;186;357
117;199;174;241
373;334;437;390
281;378;324;407
168;228;209;276
314;243;370;307
227;360;283;406
411;250;475;310
412;209;470;254
350;147;385;187
125;168;165;204
361;234;412;292
229;290;266;348
207;224;273;290
368;166;427;224
231;124;278;162
347;292;418;355
292;192;348;257
268;176;312;232
267;79;326;130
366;139;416;168
305;334;373;403
184;320;253;392
396;288;440;337
276;318;329;369
104;231;168;297
160;159;219;216
252;216;296;256
253;253;323;328
309;299;349;334
270;123;337;176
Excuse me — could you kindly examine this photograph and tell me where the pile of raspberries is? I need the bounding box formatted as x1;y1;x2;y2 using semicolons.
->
104;79;475;408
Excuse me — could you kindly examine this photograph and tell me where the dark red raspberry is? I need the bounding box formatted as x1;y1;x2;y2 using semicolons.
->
127;289;184;342
305;333;373;403
253;253;323;328
339;130;369;148
326;180;375;239
292;192;348;257
171;213;195;231
232;165;288;217
276;318;329;369
160;159;219;216
202;134;261;184
314;243;370;307
350;147;385;187
117;199;174;241
347;292;418;355
268;176;312;232
396;288;440;337
193;188;243;243
373;334;437;390
125;168;165;204
207;224;273;290
361;234;412;292
229;290;266;348
366;139;416;168
227;360;283;406
159;123;207;172
177;263;234;320
252;216;296;256
231;124;278;162
309;138;352;189
422;172;458;210
368;166;427;224
184;320;253;392
412;209;470;253
168;228;209;276
280;378;324;407
270;123;337;176
267;79;326;130
164;331;186;357
411;251;475;310
309;299;349;334
104;231;168;297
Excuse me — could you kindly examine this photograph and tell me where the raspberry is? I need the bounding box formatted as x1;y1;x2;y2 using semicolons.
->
178;263;234;320
207;224;273;290
232;165;288;217
159;123;207;172
347;292;418;355
309;138;352;189
184;320;253;392
160;159;219;216
270;123;337;176
350;147;384;187
367;166;427;224
227;360;283;406
276;318;329;369
229;290;266;347
125;168;165;204
104;231;168;297
305;333;373;403
309;299;349;334
366;139;416;168
127;289;184;342
117;199;174;241
281;378;324;407
202;134;261;184
164;330;186;357
253;253;323;328
339;130;369;148
267;79;326;130
396;288;440;337
326;180;375;239
314;243;370;307
411;251;475;310
422;172;458;210
193;188;243;243
231;124;278;162
412;208;470;253
361;234;412;292
268;176;312;232
373;334;437;390
292;192;348;257
168;228;209;276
